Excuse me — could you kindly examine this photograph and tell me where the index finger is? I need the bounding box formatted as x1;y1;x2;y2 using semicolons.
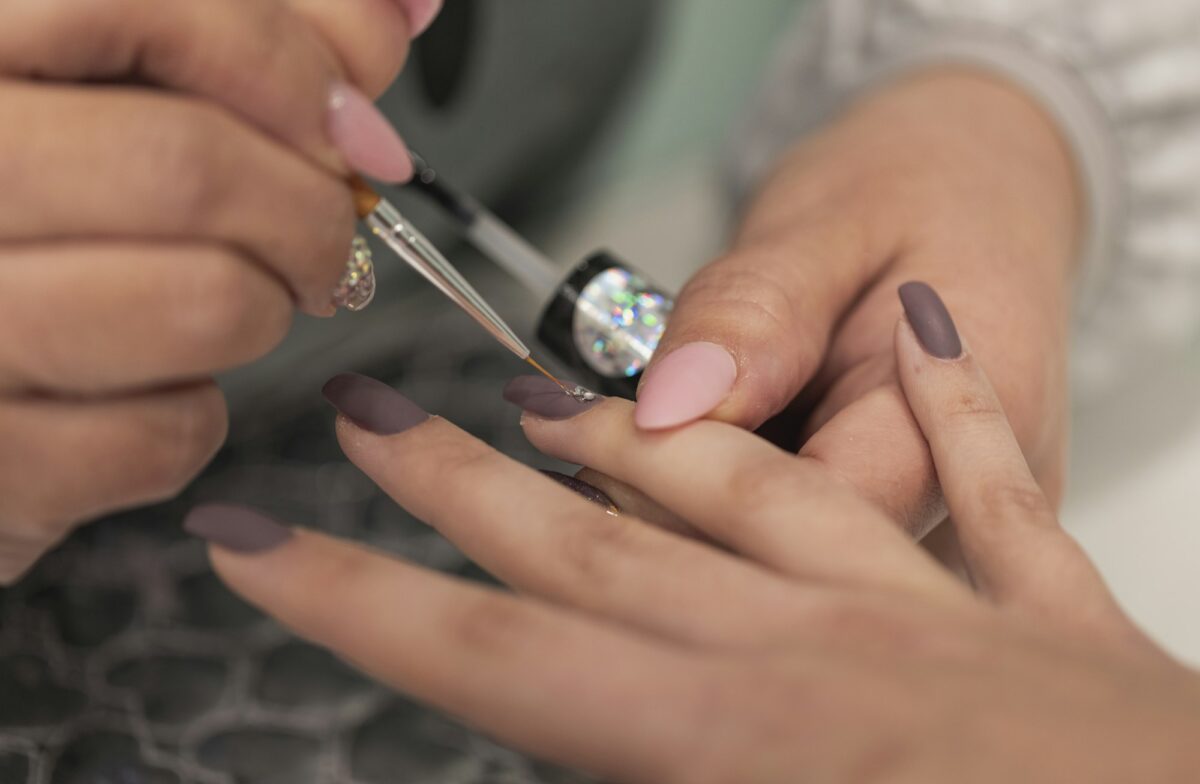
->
191;507;704;783
894;282;1127;630
0;0;410;177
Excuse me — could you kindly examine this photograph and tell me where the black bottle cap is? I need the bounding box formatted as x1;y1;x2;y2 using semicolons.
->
537;251;673;399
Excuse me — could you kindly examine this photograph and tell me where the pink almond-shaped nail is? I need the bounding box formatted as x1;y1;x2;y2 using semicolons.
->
634;342;737;430
327;82;413;183
392;0;443;37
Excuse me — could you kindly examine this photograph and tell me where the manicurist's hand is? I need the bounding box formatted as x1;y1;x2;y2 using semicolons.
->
191;285;1200;784
636;69;1080;538
0;0;441;581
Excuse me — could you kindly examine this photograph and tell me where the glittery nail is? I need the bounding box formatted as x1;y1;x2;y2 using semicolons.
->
503;375;602;420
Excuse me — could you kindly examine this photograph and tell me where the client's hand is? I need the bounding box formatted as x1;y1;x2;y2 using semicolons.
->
191;285;1200;784
636;69;1080;538
0;0;437;580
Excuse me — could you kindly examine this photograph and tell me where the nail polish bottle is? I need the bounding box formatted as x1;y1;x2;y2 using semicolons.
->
404;154;675;397
536;251;673;398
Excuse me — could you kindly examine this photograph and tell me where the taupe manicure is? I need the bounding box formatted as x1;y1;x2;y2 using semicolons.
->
184;504;293;554
899;282;963;359
322;373;430;435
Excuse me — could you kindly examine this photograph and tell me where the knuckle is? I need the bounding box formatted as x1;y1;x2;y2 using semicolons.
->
978;480;1053;527
138;387;227;500
945;390;1007;423
680;261;800;343
444;594;532;657
806;599;930;654
172;251;292;363
135;103;231;221
558;516;643;588
722;458;805;523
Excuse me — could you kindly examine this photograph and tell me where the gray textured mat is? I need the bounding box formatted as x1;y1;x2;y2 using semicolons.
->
0;267;598;784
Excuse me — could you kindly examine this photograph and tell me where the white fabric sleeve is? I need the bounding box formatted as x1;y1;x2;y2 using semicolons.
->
728;0;1200;397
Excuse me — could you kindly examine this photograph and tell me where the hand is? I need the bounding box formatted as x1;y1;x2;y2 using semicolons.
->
0;0;437;581
635;69;1080;538
190;287;1200;783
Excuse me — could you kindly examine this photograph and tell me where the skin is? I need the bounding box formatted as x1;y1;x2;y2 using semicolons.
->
644;68;1080;539
207;315;1200;783
0;0;417;581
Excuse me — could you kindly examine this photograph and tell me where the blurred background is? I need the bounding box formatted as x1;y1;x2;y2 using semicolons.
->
2;2;1198;782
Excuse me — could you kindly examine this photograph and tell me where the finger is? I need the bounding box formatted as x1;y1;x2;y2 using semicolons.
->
0;83;356;314
514;380;966;603
893;283;1125;628
199;510;706;783
633;177;895;431
0;0;349;172
288;0;425;97
798;269;1068;535
0;243;292;394
0;383;226;583
322;374;806;645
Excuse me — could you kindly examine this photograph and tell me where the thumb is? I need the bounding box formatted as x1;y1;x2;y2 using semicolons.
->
635;215;886;430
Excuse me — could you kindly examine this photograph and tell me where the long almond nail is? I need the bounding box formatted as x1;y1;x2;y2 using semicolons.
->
503;376;601;420
393;0;443;36
322;373;430;435
634;342;736;430
328;82;414;183
184;505;293;554
898;282;963;360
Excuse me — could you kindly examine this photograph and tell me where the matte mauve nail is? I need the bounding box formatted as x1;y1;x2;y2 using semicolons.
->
503;376;601;420
540;470;619;514
184;504;293;554
323;373;430;435
898;282;963;360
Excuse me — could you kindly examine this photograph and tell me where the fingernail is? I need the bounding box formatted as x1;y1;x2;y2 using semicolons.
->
322;373;430;435
328;82;414;183
184;504;293;554
540;471;620;515
634;342;736;430
898;282;963;359
393;0;443;36
502;376;602;420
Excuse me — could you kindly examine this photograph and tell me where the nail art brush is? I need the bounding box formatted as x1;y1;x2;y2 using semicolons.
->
407;152;562;298
348;175;573;393
403;153;676;399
